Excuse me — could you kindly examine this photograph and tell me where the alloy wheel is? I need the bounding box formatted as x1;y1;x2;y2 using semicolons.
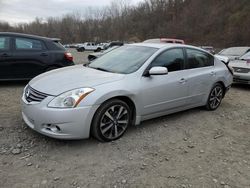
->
100;105;129;140
209;86;223;109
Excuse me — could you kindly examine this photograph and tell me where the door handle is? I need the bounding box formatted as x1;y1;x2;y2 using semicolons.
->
210;71;216;76
179;78;187;83
40;53;48;57
1;53;11;57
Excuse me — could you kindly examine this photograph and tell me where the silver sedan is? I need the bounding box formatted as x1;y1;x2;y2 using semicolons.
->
229;52;250;84
21;43;233;141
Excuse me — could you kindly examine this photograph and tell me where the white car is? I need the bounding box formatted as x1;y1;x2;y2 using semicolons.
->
229;52;250;84
76;42;104;52
21;43;233;141
216;47;250;61
215;54;230;64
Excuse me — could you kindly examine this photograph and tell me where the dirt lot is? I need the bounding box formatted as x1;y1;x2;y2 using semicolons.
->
0;49;250;188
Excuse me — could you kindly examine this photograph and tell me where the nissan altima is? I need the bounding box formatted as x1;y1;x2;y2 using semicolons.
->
21;43;233;142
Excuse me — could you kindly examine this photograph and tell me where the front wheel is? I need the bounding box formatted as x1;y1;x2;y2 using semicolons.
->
206;83;224;110
91;99;132;142
95;48;101;52
77;47;85;52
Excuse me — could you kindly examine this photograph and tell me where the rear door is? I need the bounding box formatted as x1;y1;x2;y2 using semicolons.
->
12;37;50;79
0;36;12;79
184;48;216;105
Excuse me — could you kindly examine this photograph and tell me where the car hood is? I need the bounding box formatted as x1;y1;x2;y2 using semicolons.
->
229;60;250;68
29;65;125;95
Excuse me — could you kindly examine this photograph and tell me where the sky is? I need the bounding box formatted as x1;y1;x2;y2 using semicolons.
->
0;0;143;24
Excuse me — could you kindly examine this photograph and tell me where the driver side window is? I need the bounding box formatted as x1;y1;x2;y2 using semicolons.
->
151;48;184;72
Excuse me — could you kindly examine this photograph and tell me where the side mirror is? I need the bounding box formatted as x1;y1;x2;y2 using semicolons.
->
149;66;168;75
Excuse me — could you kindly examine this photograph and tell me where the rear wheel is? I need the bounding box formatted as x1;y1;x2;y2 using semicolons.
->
91;99;132;142
206;83;224;110
95;48;101;52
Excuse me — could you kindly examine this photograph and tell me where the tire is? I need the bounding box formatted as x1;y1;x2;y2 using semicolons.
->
95;48;101;52
205;83;224;111
77;47;85;52
91;99;132;142
88;55;97;62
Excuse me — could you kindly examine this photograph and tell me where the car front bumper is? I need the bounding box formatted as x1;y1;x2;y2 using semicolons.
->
21;95;99;139
233;72;250;84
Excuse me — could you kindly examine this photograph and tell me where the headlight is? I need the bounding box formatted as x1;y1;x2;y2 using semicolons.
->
48;88;95;108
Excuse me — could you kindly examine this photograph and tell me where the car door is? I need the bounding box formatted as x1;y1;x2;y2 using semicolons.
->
12;37;50;79
85;43;91;50
139;48;189;117
0;36;12;79
184;48;216;105
90;43;96;51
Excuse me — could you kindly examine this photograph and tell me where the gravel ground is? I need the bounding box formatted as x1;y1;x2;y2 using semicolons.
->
0;49;250;188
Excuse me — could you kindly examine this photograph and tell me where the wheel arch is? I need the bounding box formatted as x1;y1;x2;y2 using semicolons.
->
215;81;226;97
92;95;137;127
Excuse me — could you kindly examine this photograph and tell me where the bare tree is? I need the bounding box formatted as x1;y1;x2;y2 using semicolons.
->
1;0;250;47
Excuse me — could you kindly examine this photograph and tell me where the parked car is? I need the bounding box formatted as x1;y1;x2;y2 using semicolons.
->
88;46;121;61
21;43;232;141
104;41;124;50
200;46;215;54
216;47;250;61
229;51;250;84
76;42;104;52
0;32;74;80
215;54;230;64
143;38;185;44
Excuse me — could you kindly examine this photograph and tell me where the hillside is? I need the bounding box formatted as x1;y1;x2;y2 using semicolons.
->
0;0;249;47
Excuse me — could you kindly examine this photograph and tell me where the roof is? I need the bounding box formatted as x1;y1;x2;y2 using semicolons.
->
130;42;200;49
130;42;183;49
0;32;60;41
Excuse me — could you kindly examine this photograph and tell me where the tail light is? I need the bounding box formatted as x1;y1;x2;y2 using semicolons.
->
64;52;73;61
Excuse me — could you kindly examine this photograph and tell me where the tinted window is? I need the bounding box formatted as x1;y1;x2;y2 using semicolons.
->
53;41;65;50
15;38;43;50
151;48;184;72
0;37;10;50
186;49;214;69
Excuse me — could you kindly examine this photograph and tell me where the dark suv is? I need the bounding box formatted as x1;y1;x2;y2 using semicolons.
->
0;32;74;80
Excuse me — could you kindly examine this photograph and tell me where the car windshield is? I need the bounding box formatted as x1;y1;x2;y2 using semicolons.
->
240;52;250;60
89;45;158;74
219;47;248;56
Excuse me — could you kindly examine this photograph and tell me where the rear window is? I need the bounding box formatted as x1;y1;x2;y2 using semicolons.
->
186;49;214;69
15;37;44;50
53;41;65;50
0;37;10;50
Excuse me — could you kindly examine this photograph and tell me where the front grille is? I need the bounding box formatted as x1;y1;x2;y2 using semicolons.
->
25;86;49;103
232;67;250;73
